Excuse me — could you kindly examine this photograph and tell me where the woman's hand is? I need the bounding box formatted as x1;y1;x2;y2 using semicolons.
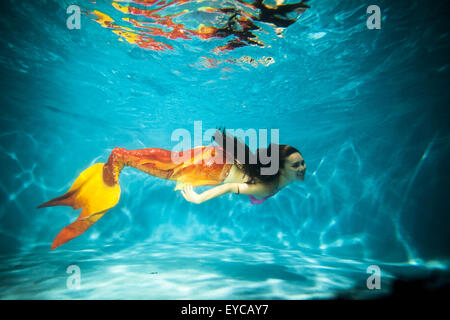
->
180;184;203;204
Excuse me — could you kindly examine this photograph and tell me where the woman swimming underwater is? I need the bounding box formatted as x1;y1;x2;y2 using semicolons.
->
38;129;306;249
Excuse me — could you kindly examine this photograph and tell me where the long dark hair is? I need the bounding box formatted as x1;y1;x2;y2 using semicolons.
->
213;128;300;184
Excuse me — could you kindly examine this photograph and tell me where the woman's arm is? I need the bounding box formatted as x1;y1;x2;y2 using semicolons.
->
180;182;273;204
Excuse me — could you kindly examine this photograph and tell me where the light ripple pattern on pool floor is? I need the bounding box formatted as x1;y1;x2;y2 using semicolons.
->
1;241;445;300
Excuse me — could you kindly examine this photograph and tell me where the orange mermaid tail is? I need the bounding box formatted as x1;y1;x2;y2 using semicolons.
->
38;146;232;250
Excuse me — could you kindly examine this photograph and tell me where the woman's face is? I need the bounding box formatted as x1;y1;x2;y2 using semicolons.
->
284;152;306;181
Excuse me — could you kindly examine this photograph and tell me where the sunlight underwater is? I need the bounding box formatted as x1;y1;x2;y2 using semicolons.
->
0;0;449;299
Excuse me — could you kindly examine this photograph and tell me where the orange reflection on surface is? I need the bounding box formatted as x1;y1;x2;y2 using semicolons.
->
90;0;309;52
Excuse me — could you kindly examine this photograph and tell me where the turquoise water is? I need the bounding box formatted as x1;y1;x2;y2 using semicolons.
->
0;0;449;299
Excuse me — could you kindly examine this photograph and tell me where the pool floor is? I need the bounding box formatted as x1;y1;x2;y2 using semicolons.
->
1;240;438;299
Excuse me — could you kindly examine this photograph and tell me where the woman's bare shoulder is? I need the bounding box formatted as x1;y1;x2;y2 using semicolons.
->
223;165;249;184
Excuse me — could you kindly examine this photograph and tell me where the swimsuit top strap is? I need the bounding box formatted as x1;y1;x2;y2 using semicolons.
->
242;173;252;183
241;172;278;204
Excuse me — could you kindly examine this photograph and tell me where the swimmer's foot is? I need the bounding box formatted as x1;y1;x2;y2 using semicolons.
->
38;163;121;250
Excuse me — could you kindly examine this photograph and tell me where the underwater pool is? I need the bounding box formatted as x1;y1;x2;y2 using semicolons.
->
0;0;449;299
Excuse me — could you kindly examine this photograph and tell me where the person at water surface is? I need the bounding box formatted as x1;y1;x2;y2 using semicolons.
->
38;129;306;250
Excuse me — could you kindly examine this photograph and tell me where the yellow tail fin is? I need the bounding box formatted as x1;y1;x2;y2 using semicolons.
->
38;163;121;250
